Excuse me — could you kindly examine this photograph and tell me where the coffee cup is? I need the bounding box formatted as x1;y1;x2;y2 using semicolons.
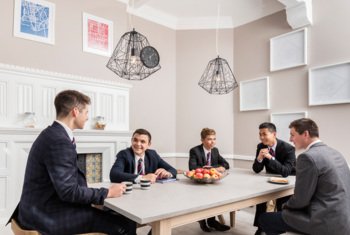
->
122;181;133;194
140;179;151;190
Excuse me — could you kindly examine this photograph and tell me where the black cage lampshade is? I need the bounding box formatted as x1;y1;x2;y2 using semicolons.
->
198;56;238;95
106;29;161;80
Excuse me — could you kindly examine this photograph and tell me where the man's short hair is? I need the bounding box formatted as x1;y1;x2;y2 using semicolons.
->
132;128;152;142
54;90;90;118
259;122;277;133
201;128;216;140
289;118;319;138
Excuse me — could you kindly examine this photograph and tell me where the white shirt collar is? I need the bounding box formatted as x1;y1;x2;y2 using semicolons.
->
306;139;322;151
203;146;212;155
55;120;74;141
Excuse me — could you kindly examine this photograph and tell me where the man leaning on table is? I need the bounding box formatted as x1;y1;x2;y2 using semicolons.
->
252;122;296;235
189;127;230;232
110;128;177;184
8;90;136;235
259;118;350;235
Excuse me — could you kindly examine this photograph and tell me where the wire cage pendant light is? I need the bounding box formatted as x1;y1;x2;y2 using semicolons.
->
106;28;161;80
199;56;238;94
198;3;238;94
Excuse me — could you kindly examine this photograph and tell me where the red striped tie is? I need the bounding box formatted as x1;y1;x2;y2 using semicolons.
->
137;158;144;175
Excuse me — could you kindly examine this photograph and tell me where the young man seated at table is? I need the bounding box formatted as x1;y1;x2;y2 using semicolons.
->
8;90;136;235
259;118;350;235
110;128;177;184
252;122;296;235
189;128;230;232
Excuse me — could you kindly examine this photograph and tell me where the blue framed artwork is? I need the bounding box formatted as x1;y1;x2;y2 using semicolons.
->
14;0;55;44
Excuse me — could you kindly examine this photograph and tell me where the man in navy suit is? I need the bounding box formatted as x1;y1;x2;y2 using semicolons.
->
110;128;177;184
14;90;136;235
189;128;230;232
252;122;296;235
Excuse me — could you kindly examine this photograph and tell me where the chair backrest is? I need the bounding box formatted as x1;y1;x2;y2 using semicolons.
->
11;219;40;235
11;218;107;235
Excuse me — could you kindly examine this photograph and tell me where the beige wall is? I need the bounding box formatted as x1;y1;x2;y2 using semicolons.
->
0;0;177;153
234;0;350;162
176;29;234;157
2;0;349;164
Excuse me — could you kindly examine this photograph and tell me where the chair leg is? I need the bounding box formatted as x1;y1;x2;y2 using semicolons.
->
217;214;225;224
230;211;236;227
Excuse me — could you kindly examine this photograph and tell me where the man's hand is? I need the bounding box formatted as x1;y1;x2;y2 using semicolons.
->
107;183;126;198
216;166;226;173
154;168;172;179
142;173;158;183
258;148;269;161
155;168;172;179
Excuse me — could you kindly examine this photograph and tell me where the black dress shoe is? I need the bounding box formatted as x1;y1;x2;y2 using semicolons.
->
207;219;230;231
254;228;262;235
198;220;212;232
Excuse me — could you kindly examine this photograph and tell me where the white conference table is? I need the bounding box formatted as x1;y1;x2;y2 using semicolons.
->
97;169;295;235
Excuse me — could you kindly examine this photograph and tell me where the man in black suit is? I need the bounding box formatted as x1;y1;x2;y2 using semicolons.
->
189;128;230;232
252;122;296;235
110;128;177;184
12;90;136;235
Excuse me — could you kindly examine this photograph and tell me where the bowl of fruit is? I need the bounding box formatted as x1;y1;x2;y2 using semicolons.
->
183;167;228;183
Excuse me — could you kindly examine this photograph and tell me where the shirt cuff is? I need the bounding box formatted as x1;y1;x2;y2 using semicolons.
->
257;158;263;163
134;175;142;184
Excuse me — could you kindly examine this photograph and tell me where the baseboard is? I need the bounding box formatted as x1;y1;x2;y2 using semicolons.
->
160;153;254;161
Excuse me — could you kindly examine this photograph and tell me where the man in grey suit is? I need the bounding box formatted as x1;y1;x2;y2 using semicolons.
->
259;118;350;235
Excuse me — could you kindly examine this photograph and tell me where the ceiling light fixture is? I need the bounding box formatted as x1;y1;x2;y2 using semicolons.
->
106;0;160;80
198;2;238;94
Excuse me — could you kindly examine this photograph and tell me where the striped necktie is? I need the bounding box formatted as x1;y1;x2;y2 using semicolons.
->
137;158;144;175
71;137;76;149
206;152;211;166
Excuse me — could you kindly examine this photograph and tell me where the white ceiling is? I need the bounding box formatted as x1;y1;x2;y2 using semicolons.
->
117;0;285;30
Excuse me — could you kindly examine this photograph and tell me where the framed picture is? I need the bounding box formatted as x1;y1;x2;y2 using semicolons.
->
13;0;55;44
83;13;113;57
270;111;307;143
270;28;307;71
240;77;270;111
309;61;350;106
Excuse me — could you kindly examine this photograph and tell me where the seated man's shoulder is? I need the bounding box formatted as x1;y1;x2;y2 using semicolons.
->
278;139;294;150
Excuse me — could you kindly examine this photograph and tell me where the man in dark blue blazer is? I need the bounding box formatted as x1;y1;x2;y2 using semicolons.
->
12;90;136;235
252;122;296;235
110;128;177;184
189;128;230;233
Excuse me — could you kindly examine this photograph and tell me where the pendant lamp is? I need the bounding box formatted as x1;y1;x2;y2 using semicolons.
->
106;28;161;80
198;3;238;94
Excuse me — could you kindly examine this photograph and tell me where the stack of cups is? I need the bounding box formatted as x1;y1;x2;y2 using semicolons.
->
123;181;133;194
140;179;151;190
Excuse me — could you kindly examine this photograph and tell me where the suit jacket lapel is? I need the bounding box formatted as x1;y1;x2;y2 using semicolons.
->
200;145;206;164
144;153;150;174
129;148;136;174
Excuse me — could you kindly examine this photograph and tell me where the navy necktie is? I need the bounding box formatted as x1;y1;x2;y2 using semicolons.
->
72;137;76;149
269;148;275;157
206;152;211;166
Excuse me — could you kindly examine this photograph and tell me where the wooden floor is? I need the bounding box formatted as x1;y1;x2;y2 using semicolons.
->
136;206;300;235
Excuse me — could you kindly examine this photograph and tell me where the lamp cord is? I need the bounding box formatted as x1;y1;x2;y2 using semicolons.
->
128;0;134;30
216;2;221;57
